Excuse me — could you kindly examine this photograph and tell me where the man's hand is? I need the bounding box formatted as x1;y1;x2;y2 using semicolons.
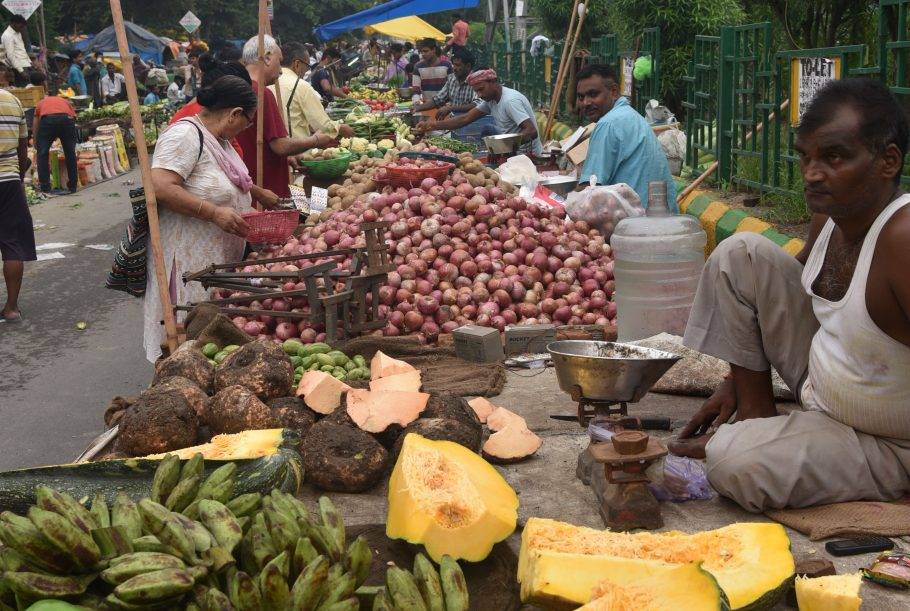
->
255;188;281;209
337;124;354;138
677;376;737;439
435;106;452;121
414;120;436;135
211;207;249;237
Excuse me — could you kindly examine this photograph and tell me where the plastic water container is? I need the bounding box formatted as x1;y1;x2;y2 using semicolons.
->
610;182;707;341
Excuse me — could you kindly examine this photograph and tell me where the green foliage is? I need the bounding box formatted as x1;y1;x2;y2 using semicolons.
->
532;0;614;40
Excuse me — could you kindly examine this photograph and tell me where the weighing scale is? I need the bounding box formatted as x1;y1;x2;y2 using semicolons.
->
547;340;680;530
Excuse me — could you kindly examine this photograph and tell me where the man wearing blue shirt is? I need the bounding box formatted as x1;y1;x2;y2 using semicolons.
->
64;50;87;96
575;64;677;211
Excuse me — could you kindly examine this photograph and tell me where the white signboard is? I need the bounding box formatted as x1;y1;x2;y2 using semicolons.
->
790;56;840;126
515;0;525;17
620;56;635;97
2;0;41;20
309;186;328;212
179;11;201;34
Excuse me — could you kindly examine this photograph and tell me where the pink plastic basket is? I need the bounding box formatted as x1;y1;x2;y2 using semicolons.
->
241;209;299;243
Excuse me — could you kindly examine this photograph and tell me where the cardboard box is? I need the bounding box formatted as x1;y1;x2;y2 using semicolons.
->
453;325;504;362
562;123;596;167
505;324;557;356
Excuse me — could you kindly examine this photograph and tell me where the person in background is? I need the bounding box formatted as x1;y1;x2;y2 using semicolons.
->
100;64;125;105
62;50;87;95
143;84;160;105
445;13;470;53
404;42;418;63
131;55;149;88
0;87;32;322
167;74;186;105
215;45;242;63
271;42;353;140
239;35;338;197
574;64;677;208
1;14;31;86
411;39;452;106
383;42;408;84
412;46;478;120
310;47;347;104
145;76;259;362
368;37;380;63
183;49;202;99
417;68;542;155
30;72;78;195
83;51;104;107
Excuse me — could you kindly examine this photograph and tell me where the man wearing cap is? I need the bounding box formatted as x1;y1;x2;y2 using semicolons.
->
416;68;542;155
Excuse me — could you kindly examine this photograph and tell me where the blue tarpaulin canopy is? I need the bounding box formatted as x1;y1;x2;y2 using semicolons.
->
76;21;166;64
314;0;479;42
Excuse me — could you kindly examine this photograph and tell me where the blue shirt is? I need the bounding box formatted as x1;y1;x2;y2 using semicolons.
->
143;92;160;105
580;97;678;212
67;64;87;96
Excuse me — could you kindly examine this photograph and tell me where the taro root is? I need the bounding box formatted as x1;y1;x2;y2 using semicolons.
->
153;341;213;393
118;387;199;456
267;396;316;438
214;340;294;400
207;385;277;435
303;420;388;492
390;417;483;461
152;376;208;420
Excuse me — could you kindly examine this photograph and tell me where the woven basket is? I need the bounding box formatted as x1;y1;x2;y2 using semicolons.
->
241;209;299;243
297;152;353;179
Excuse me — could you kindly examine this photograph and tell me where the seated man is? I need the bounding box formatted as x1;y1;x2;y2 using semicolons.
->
669;78;910;512
575;64;677;209
411;46;479;121
416;68;542;156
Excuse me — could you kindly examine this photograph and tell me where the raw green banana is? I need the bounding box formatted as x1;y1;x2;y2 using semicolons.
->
203;586;233;610
195;463;237;502
101;551;186;585
92;524;134;558
182;500;202;521
293;536;319;577
386;565;428;611
372;588;394;611
354;585;383;608
180;453;205;482
318;570;356;609
1;571;93;599
27;506;101;571
413;553;445;611
0;512;74;574
228;569;262;611
302;522;342;563
259;550;291;610
156;514;199;564
439;555;469;611
320;598;359;611
203;545;236;573
174;514;215;555
34;486;98;534
90;492;111;528
111;493;143;542
262;496;299;551
165;474;201;513
198;500;243;553
0;546;26;572
103;593;183;610
137;499;171;535
114;567;195;603
225;493;261;518
319;497;346;552
150;454;182;504
249;513;277;571
131;535;178;556
290;555;329;611
345;535;372;588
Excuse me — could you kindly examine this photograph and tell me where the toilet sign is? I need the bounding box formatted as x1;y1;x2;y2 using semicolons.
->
790;56;841;126
1;0;42;20
619;56;635;97
179;11;201;34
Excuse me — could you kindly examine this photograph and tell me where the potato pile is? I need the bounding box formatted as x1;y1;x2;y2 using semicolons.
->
299;147;347;161
323;153;392;214
457;152;516;191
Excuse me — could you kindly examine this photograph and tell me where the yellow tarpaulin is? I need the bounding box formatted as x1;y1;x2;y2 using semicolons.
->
364;16;446;43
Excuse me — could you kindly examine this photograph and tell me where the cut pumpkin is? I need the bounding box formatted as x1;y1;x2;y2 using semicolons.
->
577;561;728;611
144;429;292;460
296;370;351;414
467;397;497;423
386;433;518;562
346;389;430;433
482;423;542;463
369;370;422;393
486;407;527;432
518;518;794;610
795;573;862;611
370;351;416;380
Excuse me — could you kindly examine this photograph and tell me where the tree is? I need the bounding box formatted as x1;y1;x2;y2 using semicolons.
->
742;0;878;50
532;0;613;41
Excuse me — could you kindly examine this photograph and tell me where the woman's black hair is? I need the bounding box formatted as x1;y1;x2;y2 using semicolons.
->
198;54;252;88
197;75;257;113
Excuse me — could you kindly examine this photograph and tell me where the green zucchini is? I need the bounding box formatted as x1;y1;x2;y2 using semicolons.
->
0;431;304;514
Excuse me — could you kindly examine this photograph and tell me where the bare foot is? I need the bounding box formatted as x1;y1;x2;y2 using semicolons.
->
667;434;712;459
1;307;21;322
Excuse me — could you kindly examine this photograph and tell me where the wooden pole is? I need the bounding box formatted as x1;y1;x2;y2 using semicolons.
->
256;0;267;190
108;0;178;354
544;0;580;141
559;6;587;120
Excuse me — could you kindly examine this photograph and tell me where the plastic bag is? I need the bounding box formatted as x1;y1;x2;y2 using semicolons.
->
647;454;713;502
497;155;539;188
564;182;644;241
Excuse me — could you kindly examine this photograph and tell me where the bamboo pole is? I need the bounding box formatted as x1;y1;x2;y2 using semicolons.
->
108;0;178;354
677;99;790;204
543;0;580;141
256;0;267;190
559;5;587;119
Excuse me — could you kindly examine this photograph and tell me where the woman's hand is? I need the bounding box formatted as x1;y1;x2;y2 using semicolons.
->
211;207;249;237
313;132;339;148
253;187;281;209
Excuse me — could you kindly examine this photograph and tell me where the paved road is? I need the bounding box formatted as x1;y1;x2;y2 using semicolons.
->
0;171;153;471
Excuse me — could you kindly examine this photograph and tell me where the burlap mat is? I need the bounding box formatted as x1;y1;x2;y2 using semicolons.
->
336;335;506;397
766;500;910;540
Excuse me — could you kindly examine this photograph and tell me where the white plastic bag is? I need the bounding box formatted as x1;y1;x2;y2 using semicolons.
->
658;128;687;175
564;182;644;240
497;154;539;188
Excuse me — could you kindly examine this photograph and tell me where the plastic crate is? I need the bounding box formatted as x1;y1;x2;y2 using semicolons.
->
8;86;44;108
241;209;299;243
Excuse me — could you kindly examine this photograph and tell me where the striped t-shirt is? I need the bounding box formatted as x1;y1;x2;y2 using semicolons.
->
412;59;453;99
0;89;26;183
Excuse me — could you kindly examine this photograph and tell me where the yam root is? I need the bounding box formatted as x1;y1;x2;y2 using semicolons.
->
118;387;199;456
267;396;316;439
214;339;294;400
296;371;351;414
370;351;416;380
302;420;388;492
153;341;213;393
486;407;527;432
391;417;483;461
482;423;542;463
152;376;208;420
206;385;277;435
345;389;429;433
467;397;497;423
423;394;482;435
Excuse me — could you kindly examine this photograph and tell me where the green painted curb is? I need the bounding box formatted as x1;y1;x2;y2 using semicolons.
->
715;208;749;245
684;194;713;219
761;228;792;247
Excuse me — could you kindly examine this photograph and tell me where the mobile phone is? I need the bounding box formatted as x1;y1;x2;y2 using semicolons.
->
825;536;894;557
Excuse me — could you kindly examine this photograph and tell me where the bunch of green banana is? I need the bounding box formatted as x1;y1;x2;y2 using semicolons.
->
150;454;238;519
372;555;468;611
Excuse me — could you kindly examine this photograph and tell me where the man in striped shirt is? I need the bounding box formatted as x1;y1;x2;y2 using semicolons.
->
411;38;452;106
412;47;478;120
0;87;33;322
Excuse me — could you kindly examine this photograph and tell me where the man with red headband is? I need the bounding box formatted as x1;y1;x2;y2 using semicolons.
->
416;68;542;155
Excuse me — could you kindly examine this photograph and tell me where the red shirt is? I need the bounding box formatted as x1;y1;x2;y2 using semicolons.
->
35;96;75;118
170;100;244;158
236;81;290;197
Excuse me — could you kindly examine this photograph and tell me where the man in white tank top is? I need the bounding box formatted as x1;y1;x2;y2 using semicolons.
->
668;79;910;511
